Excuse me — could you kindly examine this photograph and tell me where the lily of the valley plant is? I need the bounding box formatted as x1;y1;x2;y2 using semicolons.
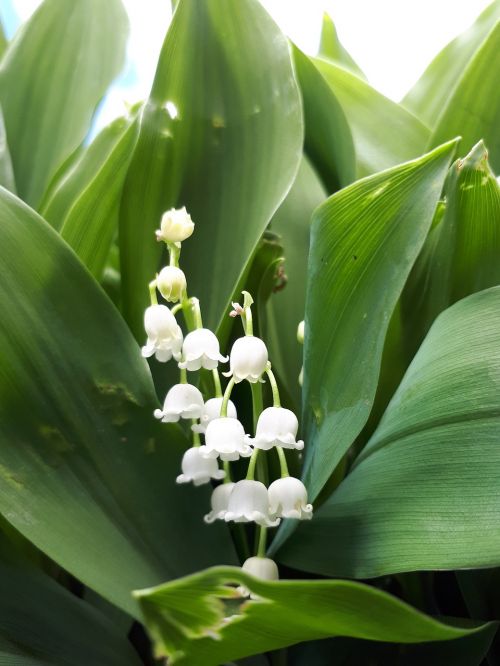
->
0;1;499;665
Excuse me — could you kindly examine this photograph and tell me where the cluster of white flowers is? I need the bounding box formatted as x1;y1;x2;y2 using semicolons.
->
142;207;313;590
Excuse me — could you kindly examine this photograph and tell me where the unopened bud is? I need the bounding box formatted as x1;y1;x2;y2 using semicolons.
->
157;266;186;303
156;207;194;243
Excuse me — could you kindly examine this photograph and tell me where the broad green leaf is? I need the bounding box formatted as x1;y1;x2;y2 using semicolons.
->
402;141;500;359
0;0;129;206
293;46;356;192
278;287;500;578
120;0;303;339
265;156;327;408
0;106;15;193
0;553;141;665
0;18;7;59
297;140;458;504
313;57;430;177
429;21;500;172
402;1;500;127
0;188;235;617
40;114;139;277
134;565;489;666
319;12;365;79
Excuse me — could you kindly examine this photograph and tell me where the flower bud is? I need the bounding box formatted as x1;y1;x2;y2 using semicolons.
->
249;406;304;451
176;447;225;486
141;304;183;362
224;480;280;527
154;383;204;422
268;476;313;520
156;207;194;243
157;266;186;303
297;320;305;344
224;336;268;383
204;482;234;523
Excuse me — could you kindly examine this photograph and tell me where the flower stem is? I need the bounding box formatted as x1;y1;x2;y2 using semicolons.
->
223;460;232;483
170;302;183;316
220;377;235;417
168;242;181;267
149;280;158;305
246;449;260;480
192;422;201;447
250;380;268;485
265;366;281;408
190;297;203;329
256;525;267;557
242;290;254;336
276;446;289;478
212;369;223;398
179;367;187;384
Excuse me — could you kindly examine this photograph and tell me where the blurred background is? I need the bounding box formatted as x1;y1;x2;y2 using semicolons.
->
0;0;492;134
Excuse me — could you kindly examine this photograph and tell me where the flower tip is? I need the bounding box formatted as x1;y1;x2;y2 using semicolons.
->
153;409;163;420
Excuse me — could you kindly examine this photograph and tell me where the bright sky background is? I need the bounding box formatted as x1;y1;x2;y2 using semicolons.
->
1;0;493;132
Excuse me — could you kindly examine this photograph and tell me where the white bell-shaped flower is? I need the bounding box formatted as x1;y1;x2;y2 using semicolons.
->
224;480;280;527
204;482;234;523
176;447;225;486
249;407;304;451
156;207;194;243
224;336;268;383
154;383;204;422
192;397;237;434
268;477;313;520
200;417;252;461
238;556;279;598
178;328;228;371
141;304;183;362
157;266;187;303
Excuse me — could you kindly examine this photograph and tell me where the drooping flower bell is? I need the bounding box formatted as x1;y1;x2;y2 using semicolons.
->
224;480;280;527
157;266;187;303
204;482;234;523
224;336;268;383
176;447;225;486
141;304;183;362
249;407;304;451
268;477;313;520
238;556;279;597
199;417;252;461
178;328;228;371
156;207;194;243
154;383;204;423
192;397;237;434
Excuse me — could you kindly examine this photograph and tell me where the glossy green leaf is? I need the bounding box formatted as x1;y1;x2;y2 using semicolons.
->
313;57;430;177
319;12;365;79
0;19;7;59
293;46;355;192
0;0;129;206
279;287;500;578
0;555;141;665
429;21;500;172
0;188;235;616
0;106;15;193
120;0;303;339
402;141;500;359
265;156;327;407
402;1;500;127
298;140;458;504
40;114;139;277
134;565;488;666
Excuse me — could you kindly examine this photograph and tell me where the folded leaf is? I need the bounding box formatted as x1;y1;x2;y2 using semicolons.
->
278;287;500;578
134;565;489;666
119;0;303;338
0;0;129;206
0;188;235;616
402;140;500;359
319;13;366;79
293;46;355;192
402;1;500;127
41;114;139;277
429;21;500;172
312;57;430;177
298;140;458;504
